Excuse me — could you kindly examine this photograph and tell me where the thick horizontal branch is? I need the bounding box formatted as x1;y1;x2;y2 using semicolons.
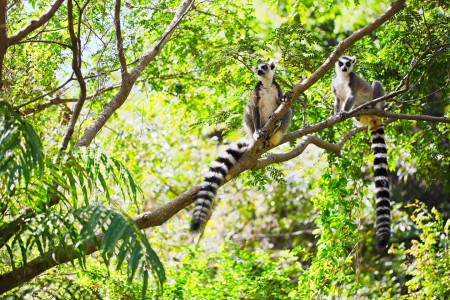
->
353;109;450;123
259;106;450;168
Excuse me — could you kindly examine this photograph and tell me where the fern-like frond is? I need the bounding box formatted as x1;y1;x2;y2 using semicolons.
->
14;148;142;211
1;205;165;293
0;101;43;199
2;268;103;299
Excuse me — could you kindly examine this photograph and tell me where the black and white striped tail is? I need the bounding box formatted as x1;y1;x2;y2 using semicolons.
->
190;141;248;233
371;125;391;251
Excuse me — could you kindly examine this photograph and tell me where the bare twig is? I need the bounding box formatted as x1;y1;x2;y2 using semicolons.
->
21;98;77;116
20;84;123;116
114;0;128;79
60;0;88;151
16;39;71;48
14;76;74;110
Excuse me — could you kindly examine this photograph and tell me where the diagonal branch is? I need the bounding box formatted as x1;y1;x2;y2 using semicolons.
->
7;0;65;45
76;0;195;147
253;0;406;155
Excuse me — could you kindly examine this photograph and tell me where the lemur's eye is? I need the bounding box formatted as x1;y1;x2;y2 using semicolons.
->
338;62;343;66
262;65;268;70
346;62;351;67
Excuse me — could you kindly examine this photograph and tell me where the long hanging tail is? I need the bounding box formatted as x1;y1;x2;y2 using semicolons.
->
190;141;248;233
371;125;391;250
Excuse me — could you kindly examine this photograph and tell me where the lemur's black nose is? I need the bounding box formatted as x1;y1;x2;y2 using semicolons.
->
257;69;265;76
342;67;348;72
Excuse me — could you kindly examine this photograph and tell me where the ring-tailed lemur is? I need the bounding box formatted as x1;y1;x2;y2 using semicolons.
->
243;60;293;148
332;55;391;251
190;60;292;233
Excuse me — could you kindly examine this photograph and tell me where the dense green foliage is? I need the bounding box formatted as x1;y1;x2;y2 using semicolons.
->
0;0;449;298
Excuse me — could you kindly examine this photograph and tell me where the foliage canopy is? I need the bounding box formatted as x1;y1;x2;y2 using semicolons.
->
0;0;449;298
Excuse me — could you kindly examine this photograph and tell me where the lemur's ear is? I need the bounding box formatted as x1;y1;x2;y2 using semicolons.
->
350;56;356;63
269;59;276;70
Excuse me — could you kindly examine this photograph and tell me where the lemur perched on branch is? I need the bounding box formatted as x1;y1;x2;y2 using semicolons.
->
190;60;292;233
332;55;391;251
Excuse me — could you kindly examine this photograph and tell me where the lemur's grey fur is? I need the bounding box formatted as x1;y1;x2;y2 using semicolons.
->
190;60;292;233
332;56;391;251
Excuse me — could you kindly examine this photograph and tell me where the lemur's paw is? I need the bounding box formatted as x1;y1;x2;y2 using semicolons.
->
281;91;293;102
253;129;267;141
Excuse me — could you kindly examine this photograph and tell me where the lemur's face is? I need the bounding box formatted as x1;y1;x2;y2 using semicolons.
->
254;61;276;79
336;56;356;74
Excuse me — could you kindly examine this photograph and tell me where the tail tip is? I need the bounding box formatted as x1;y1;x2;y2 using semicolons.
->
376;233;390;253
190;220;203;234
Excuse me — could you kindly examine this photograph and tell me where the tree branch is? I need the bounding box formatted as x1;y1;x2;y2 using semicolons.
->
0;0;8;90
353;109;450;123
14;76;74;110
20;84;123;116
114;0;128;79
244;0;406;157
20;97;76;116
76;0;195;147
0;187;199;294
60;0;88;151
255;128;366;169
0;0;410;292
7;0;65;45
16;39;72;48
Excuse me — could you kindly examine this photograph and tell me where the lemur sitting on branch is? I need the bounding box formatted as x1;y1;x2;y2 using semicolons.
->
190;60;292;233
332;55;391;251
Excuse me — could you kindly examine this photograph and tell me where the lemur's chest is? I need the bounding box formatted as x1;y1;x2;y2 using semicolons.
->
258;86;279;123
333;76;371;106
333;76;351;101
